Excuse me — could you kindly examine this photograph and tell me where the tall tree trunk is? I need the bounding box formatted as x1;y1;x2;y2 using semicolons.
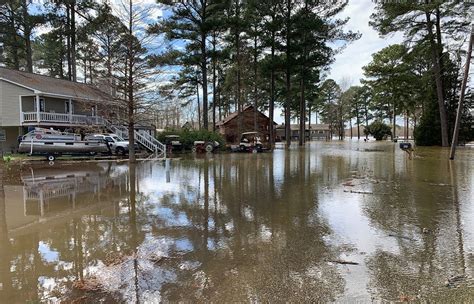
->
201;2;208;130
449;27;473;160
235;3;242;138
405;111;409;139
197;81;201;129
356;104;360;140
66;5;72;80
127;0;135;163
298;3;307;147
392;103;396;140
22;0;33;72
89;57;93;83
299;74;305;146
212;32;217;131
83;56;87;83
308;105;311;141
9;14;20;70
71;0;77;82
425;11;448;146
269;9;276;149
365;104;369;139
339;107;343;140
253;30;258;131
285;0;292;147
253;33;258;132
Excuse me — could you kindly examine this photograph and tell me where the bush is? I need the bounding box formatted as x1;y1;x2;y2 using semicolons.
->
157;129;225;150
364;121;392;140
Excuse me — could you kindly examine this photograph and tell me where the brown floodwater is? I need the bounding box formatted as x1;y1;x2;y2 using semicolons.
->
0;141;473;303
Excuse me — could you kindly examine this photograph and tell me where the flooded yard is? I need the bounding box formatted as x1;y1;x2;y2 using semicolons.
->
0;141;473;303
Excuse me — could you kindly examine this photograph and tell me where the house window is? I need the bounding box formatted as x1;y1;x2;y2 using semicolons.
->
33;98;45;112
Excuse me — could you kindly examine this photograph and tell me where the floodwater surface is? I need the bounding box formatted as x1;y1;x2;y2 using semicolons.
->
0;141;473;303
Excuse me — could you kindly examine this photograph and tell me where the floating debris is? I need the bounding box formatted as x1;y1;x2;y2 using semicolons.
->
445;275;468;288
388;234;416;241
343;190;373;195
328;260;359;265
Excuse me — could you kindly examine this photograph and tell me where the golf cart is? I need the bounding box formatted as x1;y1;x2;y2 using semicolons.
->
192;140;220;153
164;135;183;152
239;131;265;153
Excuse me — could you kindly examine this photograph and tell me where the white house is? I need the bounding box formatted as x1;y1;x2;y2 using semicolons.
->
0;67;122;153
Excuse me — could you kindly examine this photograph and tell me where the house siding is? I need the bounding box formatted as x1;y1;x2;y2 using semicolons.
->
21;96;35;111
0;80;34;126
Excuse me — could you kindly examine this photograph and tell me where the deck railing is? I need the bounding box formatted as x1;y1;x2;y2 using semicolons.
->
22;112;104;126
21;112;166;158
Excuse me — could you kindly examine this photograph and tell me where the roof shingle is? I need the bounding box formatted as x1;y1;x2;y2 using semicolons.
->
0;67;111;101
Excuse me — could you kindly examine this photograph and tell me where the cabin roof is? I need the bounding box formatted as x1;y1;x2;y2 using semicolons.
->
0;67;112;101
216;105;278;126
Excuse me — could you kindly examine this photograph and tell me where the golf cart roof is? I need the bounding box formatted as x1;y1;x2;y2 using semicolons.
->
241;132;261;135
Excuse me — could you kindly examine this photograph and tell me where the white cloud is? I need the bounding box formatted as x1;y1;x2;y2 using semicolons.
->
327;0;403;85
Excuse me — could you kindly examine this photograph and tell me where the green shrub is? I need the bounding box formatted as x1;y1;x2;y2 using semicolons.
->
157;129;225;150
364;121;392;140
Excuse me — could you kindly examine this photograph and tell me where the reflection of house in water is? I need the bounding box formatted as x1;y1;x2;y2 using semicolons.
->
5;164;129;233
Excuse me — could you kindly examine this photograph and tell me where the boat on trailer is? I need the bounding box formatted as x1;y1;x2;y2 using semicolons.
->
18;128;110;160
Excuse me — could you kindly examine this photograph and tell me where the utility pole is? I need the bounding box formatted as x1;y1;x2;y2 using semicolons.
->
449;24;473;160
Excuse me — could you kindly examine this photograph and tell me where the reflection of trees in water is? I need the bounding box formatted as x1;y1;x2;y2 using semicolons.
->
362;156;473;301
0;165;11;299
0;164;132;302
1;154;354;302
151;152;347;302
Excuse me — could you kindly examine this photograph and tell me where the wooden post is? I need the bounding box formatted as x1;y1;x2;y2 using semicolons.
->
68;99;72;123
449;25;473;160
35;94;40;123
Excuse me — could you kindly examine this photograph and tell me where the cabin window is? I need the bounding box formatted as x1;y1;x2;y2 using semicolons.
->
33;98;45;112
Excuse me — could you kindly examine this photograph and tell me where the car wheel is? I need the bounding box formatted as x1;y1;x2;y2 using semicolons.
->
47;154;56;161
205;143;214;152
240;145;246;152
89;151;97;156
116;147;125;155
252;148;258;154
191;146;197;153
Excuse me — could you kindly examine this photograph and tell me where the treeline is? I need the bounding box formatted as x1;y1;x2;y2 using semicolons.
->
1;0;472;147
150;0;359;147
303;1;473;145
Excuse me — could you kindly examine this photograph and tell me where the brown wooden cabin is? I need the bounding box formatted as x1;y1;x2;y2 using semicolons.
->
216;105;277;144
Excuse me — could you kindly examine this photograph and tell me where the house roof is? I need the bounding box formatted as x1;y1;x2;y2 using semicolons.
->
0;67;111;102
276;124;330;131
216;105;278;126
